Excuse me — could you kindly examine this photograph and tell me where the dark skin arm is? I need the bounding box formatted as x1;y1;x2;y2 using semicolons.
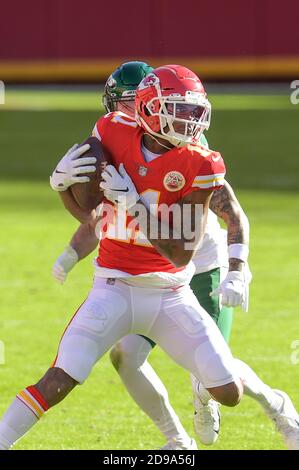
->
60;180;248;270
129;189;213;268
209;180;249;271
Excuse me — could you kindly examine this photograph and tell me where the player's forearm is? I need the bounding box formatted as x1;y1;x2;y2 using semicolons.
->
128;205;182;266
130;198;209;268
225;204;249;247
59;190;95;224
53;210;99;284
210;181;250;272
227;206;249;271
226;206;250;271
226;206;249;270
70;220;99;261
226;207;249;272
210;180;249;245
227;208;250;271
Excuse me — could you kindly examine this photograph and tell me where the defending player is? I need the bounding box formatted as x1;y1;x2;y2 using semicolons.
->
0;64;245;450
52;62;299;450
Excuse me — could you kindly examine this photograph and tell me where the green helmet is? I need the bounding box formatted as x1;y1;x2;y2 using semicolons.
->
103;61;153;113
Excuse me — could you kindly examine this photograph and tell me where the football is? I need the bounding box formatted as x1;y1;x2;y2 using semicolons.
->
70;136;111;210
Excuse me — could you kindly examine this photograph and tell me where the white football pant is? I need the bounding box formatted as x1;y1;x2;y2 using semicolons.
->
54;277;238;388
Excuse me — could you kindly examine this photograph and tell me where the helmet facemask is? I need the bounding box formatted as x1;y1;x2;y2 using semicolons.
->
136;69;211;148
103;90;136;116
145;92;211;147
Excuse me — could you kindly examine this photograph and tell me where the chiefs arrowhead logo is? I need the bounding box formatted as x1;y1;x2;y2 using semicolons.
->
163;171;186;192
138;73;159;90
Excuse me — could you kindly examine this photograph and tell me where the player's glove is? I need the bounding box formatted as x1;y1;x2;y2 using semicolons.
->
100;164;140;210
210;264;252;312
50;143;96;191
52;245;79;284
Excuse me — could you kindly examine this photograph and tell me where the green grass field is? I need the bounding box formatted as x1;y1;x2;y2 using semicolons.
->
0;90;299;450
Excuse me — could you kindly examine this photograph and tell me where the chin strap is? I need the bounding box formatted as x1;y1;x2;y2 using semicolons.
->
143;132;174;151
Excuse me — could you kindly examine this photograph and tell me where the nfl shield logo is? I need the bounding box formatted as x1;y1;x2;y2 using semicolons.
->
138;166;148;176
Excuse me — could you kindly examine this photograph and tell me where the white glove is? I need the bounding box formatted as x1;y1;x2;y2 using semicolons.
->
50;143;96;191
210;264;252;312
52;246;79;284
100;163;139;209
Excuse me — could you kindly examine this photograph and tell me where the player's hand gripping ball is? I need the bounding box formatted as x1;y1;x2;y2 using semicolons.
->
70;136;111;210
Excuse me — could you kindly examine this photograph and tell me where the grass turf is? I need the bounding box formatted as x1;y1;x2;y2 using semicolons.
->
0;91;299;449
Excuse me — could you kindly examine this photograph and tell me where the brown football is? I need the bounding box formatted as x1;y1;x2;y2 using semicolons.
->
70;136;111;210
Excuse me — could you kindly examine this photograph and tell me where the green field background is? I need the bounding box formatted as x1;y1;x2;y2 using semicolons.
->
0;91;299;449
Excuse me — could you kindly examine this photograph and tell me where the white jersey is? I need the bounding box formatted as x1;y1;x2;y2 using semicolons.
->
193;210;229;274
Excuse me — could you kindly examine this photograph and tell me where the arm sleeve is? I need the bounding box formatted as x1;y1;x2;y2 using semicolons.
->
92;122;102;141
191;152;226;190
91;114;112;141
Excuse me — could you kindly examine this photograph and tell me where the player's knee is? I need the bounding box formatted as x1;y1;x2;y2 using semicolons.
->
110;342;142;372
208;380;243;407
110;343;124;371
34;367;78;408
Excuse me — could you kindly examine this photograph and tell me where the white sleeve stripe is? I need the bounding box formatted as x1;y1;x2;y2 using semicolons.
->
194;172;225;181
92;124;102;141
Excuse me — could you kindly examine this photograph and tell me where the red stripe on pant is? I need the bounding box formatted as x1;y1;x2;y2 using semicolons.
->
51;298;87;368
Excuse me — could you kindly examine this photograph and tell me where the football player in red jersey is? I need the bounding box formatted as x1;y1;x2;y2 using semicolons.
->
0;65;298;451
50;63;299;450
0;64;242;450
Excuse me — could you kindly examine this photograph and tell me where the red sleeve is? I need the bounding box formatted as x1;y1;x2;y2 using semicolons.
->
181;148;226;198
91;112;114;141
191;151;226;190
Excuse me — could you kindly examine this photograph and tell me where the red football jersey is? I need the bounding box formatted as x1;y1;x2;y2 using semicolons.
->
92;112;226;275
